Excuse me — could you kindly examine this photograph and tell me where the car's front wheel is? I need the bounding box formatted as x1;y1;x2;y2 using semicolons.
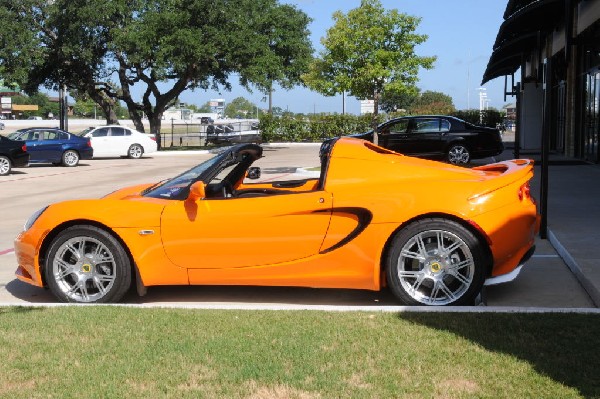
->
447;144;470;165
45;225;132;303
128;144;144;159
61;150;80;167
386;219;486;306
0;155;11;176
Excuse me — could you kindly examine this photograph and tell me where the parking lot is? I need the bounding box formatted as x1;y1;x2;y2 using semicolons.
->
0;144;594;308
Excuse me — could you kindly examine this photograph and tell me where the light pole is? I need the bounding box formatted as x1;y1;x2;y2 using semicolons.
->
478;87;487;124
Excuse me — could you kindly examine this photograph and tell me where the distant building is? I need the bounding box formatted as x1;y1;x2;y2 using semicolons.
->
210;99;225;118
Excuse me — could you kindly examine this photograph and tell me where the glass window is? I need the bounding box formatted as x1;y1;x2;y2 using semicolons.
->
386;120;410;134
92;128;109;137
110;127;126;136
440;120;450;132
413;118;441;133
41;130;59;140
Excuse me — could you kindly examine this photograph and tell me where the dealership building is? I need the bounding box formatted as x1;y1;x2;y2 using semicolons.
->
483;0;600;163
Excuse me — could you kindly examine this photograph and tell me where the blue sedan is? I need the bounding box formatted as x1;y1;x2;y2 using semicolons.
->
12;128;93;167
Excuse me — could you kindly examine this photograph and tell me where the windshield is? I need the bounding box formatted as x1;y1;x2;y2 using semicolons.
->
142;151;231;200
77;127;95;136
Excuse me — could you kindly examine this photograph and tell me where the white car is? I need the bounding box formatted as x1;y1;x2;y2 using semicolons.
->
80;125;157;159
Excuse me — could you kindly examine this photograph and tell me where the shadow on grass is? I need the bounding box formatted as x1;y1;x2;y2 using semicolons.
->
0;306;45;315
399;312;600;398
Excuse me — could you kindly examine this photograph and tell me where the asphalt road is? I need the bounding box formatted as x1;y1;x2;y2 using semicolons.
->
0;144;594;308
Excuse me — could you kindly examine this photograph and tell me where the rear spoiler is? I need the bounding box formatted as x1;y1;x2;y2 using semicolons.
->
469;159;535;198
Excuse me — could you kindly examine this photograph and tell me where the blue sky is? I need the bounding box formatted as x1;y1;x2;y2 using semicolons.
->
181;0;510;115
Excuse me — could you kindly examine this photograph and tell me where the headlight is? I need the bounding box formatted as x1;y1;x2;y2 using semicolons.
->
24;206;49;231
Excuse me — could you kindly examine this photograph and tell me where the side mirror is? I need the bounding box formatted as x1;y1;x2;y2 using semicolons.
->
247;167;261;180
187;181;207;201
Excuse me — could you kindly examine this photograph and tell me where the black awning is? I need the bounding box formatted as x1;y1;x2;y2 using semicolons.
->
482;32;539;84
482;0;564;84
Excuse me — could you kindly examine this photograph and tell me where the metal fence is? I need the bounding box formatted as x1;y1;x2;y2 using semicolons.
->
161;120;260;148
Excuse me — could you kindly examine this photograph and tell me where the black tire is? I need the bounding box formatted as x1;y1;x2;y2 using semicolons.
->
45;225;132;303
447;144;470;165
0;155;11;176
128;144;144;159
386;218;486;306
62;150;80;167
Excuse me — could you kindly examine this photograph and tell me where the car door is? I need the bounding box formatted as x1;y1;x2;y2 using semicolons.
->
27;129;63;162
377;119;410;152
160;191;333;269
89;127;111;156
108;126;130;156
396;117;445;156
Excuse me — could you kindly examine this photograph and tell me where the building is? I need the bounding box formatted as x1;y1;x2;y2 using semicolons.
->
483;0;600;162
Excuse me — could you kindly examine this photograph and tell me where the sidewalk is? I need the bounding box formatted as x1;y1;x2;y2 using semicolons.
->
495;144;600;307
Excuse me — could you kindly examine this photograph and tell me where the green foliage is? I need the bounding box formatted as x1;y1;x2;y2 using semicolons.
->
0;0;313;136
224;97;258;119
303;0;435;119
11;93;59;118
259;113;383;142
453;109;505;128
380;87;420;113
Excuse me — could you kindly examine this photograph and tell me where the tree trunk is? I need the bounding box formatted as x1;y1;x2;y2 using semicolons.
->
89;91;118;124
148;115;162;150
372;89;380;146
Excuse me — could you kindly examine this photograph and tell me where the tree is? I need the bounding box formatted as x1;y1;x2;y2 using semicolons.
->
235;3;313;114
0;0;313;148
409;90;455;115
380;87;420;113
303;0;435;142
224;97;257;119
11;93;59;118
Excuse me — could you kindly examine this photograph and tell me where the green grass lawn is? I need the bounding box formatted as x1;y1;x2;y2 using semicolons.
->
1;307;598;398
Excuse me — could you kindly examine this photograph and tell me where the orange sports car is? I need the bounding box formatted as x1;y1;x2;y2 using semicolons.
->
14;138;539;305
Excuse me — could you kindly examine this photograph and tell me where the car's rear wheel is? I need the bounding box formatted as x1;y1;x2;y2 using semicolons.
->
0;155;11;176
62;150;80;167
45;225;132;303
386;219;485;306
128;144;143;159
447;144;470;165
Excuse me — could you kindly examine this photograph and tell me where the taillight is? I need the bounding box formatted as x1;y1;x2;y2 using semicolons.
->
518;182;532;202
150;136;156;141
22;144;27;152
87;139;92;147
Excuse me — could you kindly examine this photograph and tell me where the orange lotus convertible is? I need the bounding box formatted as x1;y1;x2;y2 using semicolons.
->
14;137;539;305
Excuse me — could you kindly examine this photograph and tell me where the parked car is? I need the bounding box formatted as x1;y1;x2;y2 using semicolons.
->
10;127;92;167
0;135;29;175
320;115;504;165
15;137;539;305
78;125;157;158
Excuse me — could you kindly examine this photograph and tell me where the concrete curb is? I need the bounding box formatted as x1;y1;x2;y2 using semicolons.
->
0;302;599;313
548;228;600;307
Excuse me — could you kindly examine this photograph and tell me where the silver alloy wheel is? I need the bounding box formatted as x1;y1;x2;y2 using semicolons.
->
396;229;475;305
51;236;117;302
128;144;143;159
62;150;79;166
448;145;470;164
0;156;10;175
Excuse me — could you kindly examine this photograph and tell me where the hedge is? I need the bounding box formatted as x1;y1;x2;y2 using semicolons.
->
258;109;505;143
